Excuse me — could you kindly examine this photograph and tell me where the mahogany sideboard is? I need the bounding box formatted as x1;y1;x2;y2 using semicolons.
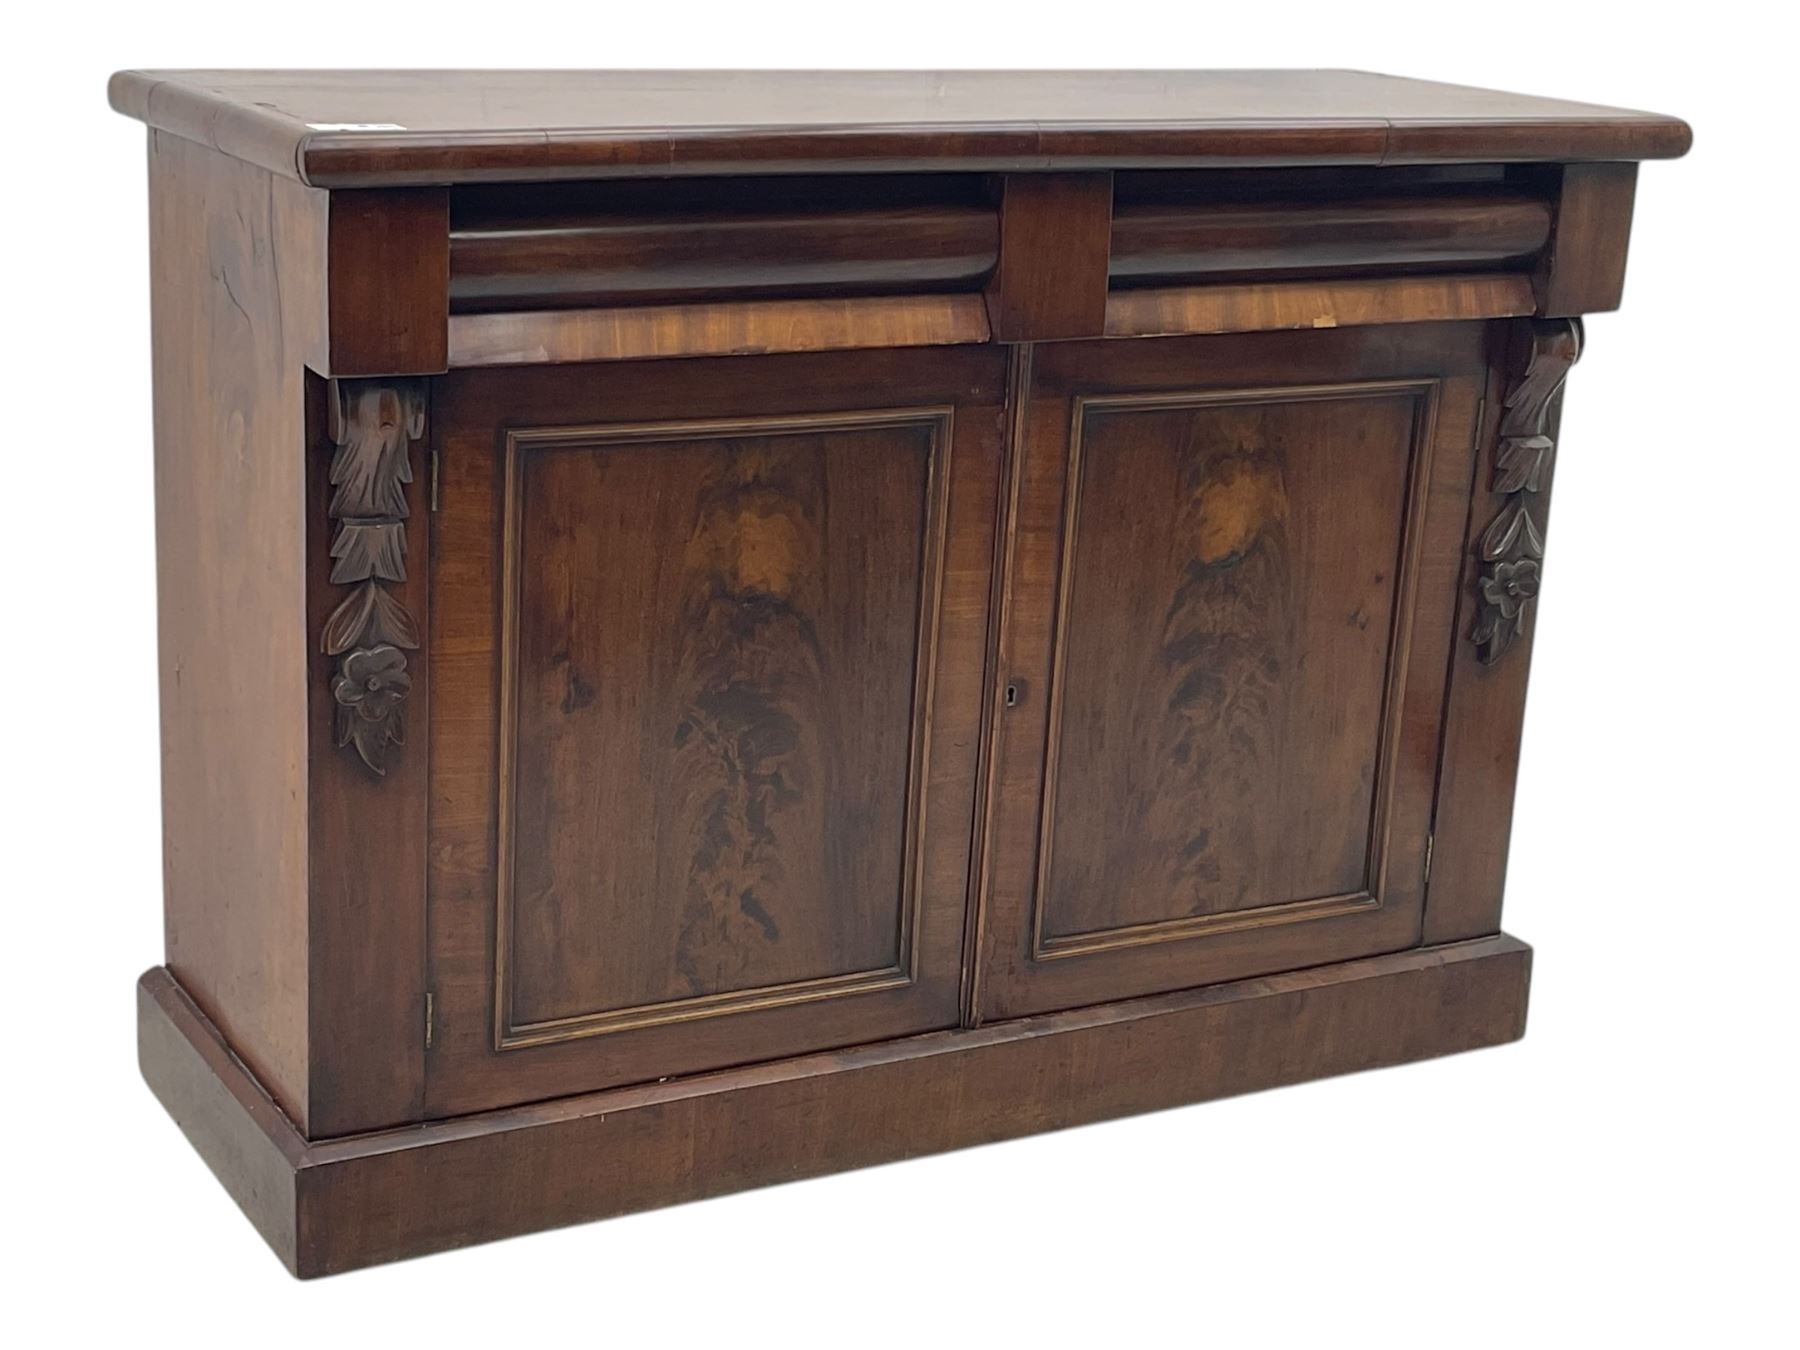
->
110;70;1690;1276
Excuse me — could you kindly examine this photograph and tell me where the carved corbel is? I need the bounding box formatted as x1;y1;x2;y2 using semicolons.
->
321;380;425;774
1470;319;1582;664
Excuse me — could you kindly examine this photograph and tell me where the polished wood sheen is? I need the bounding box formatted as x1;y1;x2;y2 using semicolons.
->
426;347;1005;1115
499;413;937;1037
445;172;1561;315
140;936;1532;1276
446;292;991;366
326;190;449;373
147;131;322;1127
448;175;1000;311
1040;387;1420;936
1426;320;1578;941
1533;163;1639;316
985;173;1113;340
973;324;1484;1020
112;69;1686;1274
109;69;1692;186
1109;189;1552;286
1104;273;1537;338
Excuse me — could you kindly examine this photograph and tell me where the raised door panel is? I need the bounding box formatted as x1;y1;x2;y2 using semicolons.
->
501;412;938;1042
1041;388;1417;943
428;347;1006;1117
974;324;1493;1021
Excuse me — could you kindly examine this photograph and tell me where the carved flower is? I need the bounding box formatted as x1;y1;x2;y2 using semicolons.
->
332;644;412;722
1480;558;1541;620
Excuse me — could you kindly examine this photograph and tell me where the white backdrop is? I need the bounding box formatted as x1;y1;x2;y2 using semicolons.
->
7;5;1792;1343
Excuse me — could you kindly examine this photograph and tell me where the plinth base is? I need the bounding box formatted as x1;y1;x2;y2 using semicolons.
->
138;934;1531;1277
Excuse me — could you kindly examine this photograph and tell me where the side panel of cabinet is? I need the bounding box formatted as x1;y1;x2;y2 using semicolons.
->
973;324;1491;1021
427;347;1006;1117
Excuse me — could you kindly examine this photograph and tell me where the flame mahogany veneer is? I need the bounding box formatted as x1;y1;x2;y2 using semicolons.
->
111;69;1687;1276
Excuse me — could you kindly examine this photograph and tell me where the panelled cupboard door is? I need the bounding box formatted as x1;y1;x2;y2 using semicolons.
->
973;323;1495;1022
427;347;1007;1117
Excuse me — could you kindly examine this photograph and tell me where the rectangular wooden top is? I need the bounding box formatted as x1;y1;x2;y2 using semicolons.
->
109;69;1691;188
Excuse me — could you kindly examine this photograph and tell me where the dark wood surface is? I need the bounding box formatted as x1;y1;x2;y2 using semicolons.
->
1041;390;1416;931
1104;272;1537;338
1533;162;1640;316
1425;318;1580;944
147;130;324;1129
425;346;1006;1116
139;935;1530;1275
451;205;996;311
303;376;432;1135
109;69;1691;187
448;187;1556;313
972;322;1487;1021
326;190;450;374
1111;188;1551;285
145;133;446;1138
445;292;992;366
449;175;999;312
503;417;931;1027
984;173;1113;341
138;970;306;1263
118;69;1684;1272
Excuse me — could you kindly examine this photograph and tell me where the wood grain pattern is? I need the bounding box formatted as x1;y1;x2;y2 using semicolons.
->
143;129;434;1141
447;292;990;367
319;380;425;774
1110;189;1551;285
140;934;1531;1275
1469;321;1581;663
108;69;1692;188
1037;385;1425;947
442;175;1558;326
147;130;326;1129
960;343;1035;1026
1534;162;1639;317
449;176;999;312
117;70;1682;1273
1425;319;1581;944
1104;272;1535;339
325;189;449;375
974;324;1487;1021
494;411;948;1045
984;173;1113;341
425;347;1006;1117
137;969;306;1262
304;375;432;1136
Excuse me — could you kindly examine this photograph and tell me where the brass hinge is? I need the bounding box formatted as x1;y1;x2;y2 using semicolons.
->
424;991;435;1049
429;447;441;512
1423;834;1435;885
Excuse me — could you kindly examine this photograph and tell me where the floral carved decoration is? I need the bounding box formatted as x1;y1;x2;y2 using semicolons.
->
1471;319;1582;664
322;380;426;774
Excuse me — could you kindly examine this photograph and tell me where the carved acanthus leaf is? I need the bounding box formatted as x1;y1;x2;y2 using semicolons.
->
1478;496;1547;563
322;579;421;657
328;384;423;518
1492;433;1555;495
329;520;409;584
321;379;425;776
1498;323;1581;439
1470;320;1582;666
